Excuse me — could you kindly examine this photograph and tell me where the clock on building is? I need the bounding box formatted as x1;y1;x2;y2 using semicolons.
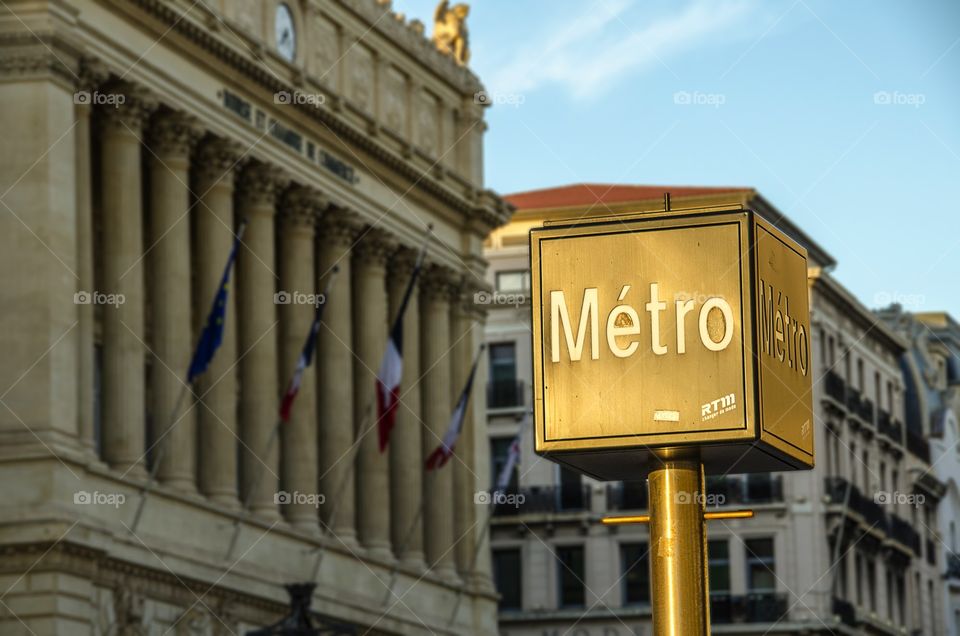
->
275;3;296;62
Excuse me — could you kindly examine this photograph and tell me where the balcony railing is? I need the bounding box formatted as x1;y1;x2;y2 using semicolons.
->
492;485;591;516
947;553;960;579
877;411;903;445
710;593;788;624
926;539;937;566
889;515;921;554
707;475;784;505
832;597;857;626
825;371;846;403
823;477;886;530
858;397;874;425
846;387;862;414
487;379;526;410
606;481;648;511
906;427;930;462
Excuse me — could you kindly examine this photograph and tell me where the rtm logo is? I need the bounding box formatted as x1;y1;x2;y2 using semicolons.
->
701;393;736;421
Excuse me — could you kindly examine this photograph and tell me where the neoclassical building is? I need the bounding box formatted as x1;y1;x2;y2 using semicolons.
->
0;0;511;633
880;309;960;634
482;184;944;635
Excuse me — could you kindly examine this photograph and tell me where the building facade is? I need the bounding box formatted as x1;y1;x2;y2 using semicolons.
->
881;309;960;634
0;0;511;633
482;184;945;635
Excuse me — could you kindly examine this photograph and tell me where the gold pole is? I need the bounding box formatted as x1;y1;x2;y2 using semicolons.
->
648;450;710;636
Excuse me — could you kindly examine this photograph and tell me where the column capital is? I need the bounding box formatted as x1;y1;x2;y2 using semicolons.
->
454;277;489;319
352;226;396;267
387;245;420;285
281;186;326;232
76;57;110;96
98;81;158;134
317;208;361;248
420;263;460;303
194;137;244;188
149;110;201;160
237;161;289;208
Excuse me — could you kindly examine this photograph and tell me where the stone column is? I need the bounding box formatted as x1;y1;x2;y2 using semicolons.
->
352;226;394;562
147;110;199;491
99;82;156;477
278;186;324;531
450;281;479;581
193;138;242;507
388;247;425;570
236;162;286;517
420;265;459;583
316;209;359;546
75;60;107;457
465;295;496;592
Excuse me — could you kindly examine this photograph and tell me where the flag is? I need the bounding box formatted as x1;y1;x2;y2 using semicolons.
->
425;344;485;470
279;268;338;422
187;223;245;383
494;426;523;496
376;238;429;451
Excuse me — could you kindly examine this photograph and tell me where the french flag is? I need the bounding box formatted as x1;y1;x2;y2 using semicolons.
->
425;344;485;470
376;243;427;451
494;424;523;496
279;267;338;422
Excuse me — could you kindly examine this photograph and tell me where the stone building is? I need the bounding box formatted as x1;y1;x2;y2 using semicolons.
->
880;309;960;634
0;0;511;633
481;184;943;635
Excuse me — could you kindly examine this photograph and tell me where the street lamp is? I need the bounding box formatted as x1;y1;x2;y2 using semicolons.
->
246;583;357;636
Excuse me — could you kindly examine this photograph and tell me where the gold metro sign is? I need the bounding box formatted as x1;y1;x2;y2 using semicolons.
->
530;206;814;479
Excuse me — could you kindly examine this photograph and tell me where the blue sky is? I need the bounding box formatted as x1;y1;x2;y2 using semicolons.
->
396;0;960;319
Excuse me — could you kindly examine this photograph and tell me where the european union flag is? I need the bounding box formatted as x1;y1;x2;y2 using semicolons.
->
187;223;245;383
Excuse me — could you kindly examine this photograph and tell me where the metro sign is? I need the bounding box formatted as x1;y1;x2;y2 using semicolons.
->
530;206;814;479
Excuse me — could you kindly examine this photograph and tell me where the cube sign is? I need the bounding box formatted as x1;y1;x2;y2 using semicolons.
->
529;208;813;479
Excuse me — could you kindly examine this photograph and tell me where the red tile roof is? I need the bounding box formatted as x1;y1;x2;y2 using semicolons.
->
504;183;752;211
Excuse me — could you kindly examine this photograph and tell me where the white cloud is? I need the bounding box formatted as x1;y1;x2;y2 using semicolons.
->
485;0;757;100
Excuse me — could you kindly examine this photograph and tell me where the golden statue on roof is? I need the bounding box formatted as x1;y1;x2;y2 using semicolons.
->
431;1;470;66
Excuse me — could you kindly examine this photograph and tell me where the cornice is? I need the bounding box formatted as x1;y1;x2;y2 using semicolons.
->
320;0;483;93
119;0;511;232
0;31;81;89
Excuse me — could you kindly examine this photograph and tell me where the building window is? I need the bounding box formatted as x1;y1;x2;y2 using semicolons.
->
556;545;585;608
492;549;522;610
709;539;730;594
621;543;650;605
490;437;519;493
496;269;530;294
558;466;585;510
488;342;520;408
745;538;776;592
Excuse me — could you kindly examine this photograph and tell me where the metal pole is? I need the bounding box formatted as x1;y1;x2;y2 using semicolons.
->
130;382;191;532
648;449;710;636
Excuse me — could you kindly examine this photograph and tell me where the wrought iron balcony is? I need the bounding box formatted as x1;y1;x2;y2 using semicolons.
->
823;477;886;530
846;387;862;414
832;597;857;627
858;397;874;424
487;379;526;410
710;593;788;624
825;370;846;404
906;427;930;462
706;475;784;505
888;515;921;554
877;411;903;444
492;484;591;516
606;481;648;511
947;552;960;579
